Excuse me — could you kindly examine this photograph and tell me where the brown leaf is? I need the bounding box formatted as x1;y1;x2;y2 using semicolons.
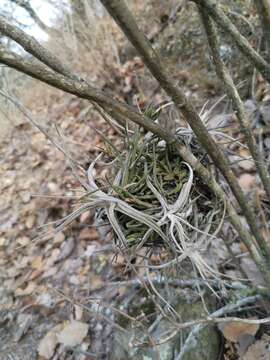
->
79;228;98;241
31;133;47;152
38;324;65;359
57;321;88;347
44;248;61;269
89;274;104;290
243;334;270;360
218;321;259;343
53;231;65;244
38;332;58;359
80;210;93;223
29;269;43;281
56;237;75;262
15;281;36;296
16;236;30;247
239;174;255;191
26;215;35;229
31;256;43;270
241;257;264;286
238;149;254;171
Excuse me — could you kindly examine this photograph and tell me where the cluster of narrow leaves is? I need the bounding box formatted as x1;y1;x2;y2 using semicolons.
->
60;128;224;281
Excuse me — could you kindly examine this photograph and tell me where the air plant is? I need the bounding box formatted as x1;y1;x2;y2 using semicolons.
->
51;103;224;282
75;126;223;281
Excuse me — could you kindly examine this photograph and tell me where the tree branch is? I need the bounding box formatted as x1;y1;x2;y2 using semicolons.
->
9;0;54;34
198;6;270;258
100;0;270;262
0;15;76;80
0;46;172;141
176;294;263;358
191;0;270;83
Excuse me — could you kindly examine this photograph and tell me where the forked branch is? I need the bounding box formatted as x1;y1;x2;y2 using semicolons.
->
198;6;270;257
191;0;270;83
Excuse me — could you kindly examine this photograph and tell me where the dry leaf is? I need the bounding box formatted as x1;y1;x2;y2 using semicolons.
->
53;232;65;244
38;324;65;359
16;236;30;246
239;159;254;171
29;269;43;281
241;257;264;286
31;256;43;270
44;248;61;269
15;281;36;296
26;215;35;229
42;266;58;279
89;274;104;290
38;332;58;359
219;320;260;356
31;132;47;152
243;334;270;360
74;305;84;321
57;321;88;347
56;237;75;262
112;254;125;267
84;245;96;258
239;174;255;191
80;210;93;223
79;228;98;241
218;321;259;343
238;149;254;171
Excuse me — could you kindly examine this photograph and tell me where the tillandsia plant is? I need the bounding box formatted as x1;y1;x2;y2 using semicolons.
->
72;124;225;282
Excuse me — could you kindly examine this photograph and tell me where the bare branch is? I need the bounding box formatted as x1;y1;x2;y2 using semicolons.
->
9;0;54;34
100;0;270;262
0;15;76;80
174;294;263;357
0;46;172;141
192;0;270;82
198;6;270;258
